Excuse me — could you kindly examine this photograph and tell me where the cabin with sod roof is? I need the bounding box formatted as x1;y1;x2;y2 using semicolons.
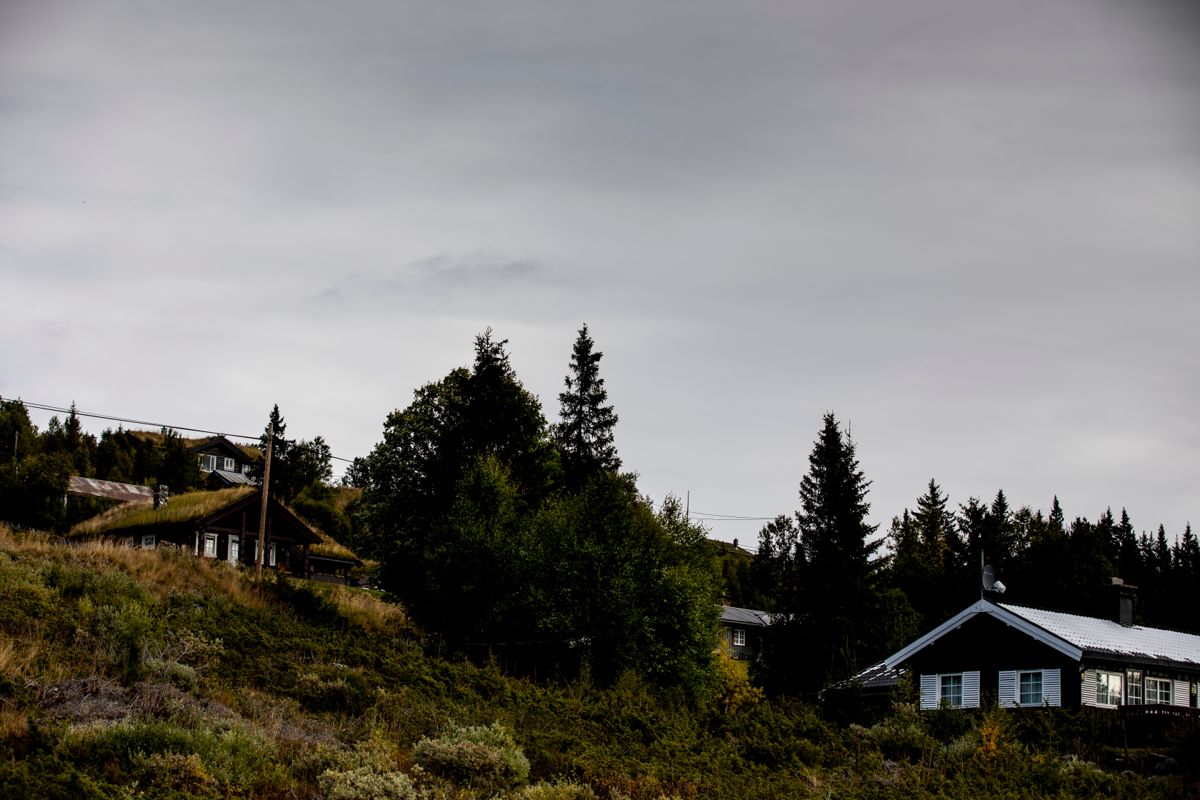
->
70;486;324;576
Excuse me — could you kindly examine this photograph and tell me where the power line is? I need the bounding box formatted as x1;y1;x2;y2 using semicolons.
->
5;398;355;464
688;509;776;521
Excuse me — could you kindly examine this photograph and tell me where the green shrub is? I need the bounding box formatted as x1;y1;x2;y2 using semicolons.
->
517;779;599;799
318;766;416;800
413;721;530;792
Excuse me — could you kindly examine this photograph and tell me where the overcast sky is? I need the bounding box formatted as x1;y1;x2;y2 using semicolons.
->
3;1;1198;546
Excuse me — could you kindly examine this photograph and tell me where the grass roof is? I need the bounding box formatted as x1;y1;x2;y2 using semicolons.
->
70;487;256;538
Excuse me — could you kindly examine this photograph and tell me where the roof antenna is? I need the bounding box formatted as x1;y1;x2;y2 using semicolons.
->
981;551;1006;598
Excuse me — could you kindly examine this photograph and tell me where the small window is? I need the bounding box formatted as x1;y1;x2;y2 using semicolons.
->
268;542;276;567
1019;671;1044;706
141;534;156;549
204;534;218;558
732;628;746;647
199;454;216;471
1126;670;1143;705
1146;677;1172;705
227;535;240;564
223;457;235;472
940;674;964;708
1095;671;1123;706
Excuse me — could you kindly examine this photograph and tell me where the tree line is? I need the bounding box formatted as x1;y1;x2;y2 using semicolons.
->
749;414;1200;698
4;327;1196;702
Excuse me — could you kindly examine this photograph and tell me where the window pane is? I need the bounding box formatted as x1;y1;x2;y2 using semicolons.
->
1020;671;1043;705
940;675;963;708
1146;678;1171;705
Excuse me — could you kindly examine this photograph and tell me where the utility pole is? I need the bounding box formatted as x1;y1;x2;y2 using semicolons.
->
256;421;273;582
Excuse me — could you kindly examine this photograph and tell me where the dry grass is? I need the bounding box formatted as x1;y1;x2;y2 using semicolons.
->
70;487;256;537
318;584;410;636
0;638;40;680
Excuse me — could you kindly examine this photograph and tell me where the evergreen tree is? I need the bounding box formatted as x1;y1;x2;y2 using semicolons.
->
249;405;292;497
757;413;883;695
554;324;620;488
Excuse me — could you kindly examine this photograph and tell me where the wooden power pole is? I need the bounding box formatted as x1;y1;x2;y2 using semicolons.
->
256;421;273;582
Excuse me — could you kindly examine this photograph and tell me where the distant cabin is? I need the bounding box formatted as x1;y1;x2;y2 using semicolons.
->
720;605;770;661
188;435;260;488
69;486;362;584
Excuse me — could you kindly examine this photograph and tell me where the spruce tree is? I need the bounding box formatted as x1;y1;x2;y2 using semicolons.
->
758;413;883;694
555;324;620;487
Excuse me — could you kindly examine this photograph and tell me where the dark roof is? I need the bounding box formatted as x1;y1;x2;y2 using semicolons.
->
882;599;1200;673
720;605;771;627
851;661;905;690
67;476;154;504
189;435;260;462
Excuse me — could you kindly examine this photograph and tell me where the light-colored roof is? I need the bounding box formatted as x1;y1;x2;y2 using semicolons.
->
67;476;154;504
1001;603;1200;670
720;606;771;627
210;469;256;486
882;599;1200;673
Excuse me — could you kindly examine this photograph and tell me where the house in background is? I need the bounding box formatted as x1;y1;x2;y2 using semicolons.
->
69;486;322;576
720;605;770;661
861;590;1200;712
188;436;260;488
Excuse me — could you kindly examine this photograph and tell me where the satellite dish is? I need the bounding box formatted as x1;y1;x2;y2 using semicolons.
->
982;564;1007;595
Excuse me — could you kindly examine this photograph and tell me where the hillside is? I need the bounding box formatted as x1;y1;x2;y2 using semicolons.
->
0;524;1194;800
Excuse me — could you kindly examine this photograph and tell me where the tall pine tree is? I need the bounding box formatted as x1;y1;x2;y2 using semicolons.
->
555;325;620;488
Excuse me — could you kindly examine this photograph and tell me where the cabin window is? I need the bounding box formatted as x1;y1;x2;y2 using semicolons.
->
1019;671;1044;706
1126;670;1143;705
940;674;964;708
141;534;156;549
732;628;746;647
223;457;235;471
1095;671;1123;706
199;454;217;471
227;535;240;564
203;534;218;558
1146;677;1172;705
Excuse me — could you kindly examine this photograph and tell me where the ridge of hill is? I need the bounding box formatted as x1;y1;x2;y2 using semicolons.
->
0;524;1193;799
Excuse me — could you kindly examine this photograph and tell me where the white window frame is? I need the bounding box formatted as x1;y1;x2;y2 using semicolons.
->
199;454;216;471
732;628;746;647
1146;677;1172;705
227;535;240;564
203;533;218;558
251;540;277;567
1019;671;1044;706
141;534;156;549
1126;669;1143;705
940;674;964;708
1095;671;1123;707
223;456;235;472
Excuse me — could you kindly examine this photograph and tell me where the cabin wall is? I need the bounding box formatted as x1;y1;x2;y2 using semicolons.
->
906;614;1080;708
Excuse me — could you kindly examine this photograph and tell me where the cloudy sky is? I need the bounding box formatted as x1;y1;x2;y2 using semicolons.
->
3;1;1198;545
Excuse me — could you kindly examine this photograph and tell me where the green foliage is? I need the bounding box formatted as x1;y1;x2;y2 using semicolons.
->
413;721;531;793
359;331;719;696
554;324;620;488
756;413;889;695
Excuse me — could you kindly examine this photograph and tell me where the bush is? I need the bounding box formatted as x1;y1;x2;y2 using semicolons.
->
517;779;599;800
318;766;416;800
413;721;530;792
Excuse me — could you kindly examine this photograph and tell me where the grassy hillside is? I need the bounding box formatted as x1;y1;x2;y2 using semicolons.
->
0;524;1194;799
